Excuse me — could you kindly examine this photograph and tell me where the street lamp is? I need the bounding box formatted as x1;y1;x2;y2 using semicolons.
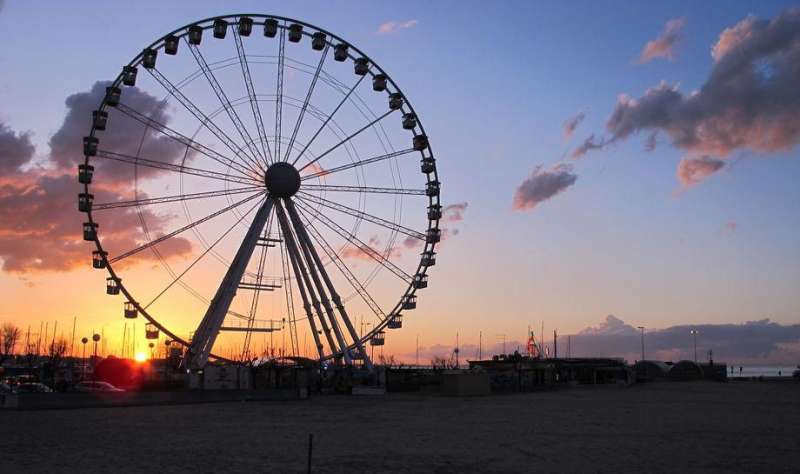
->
80;337;88;380
690;330;698;362
637;326;645;361
91;334;101;381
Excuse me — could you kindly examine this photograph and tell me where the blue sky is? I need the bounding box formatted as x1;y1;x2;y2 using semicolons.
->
0;1;798;360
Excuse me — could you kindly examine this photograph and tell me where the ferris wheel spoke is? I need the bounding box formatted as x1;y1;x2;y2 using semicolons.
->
185;197;275;369
296;192;425;241
302;184;426;196
93;186;263;211
274;24;287;163
275;199;345;360
143;194;266;310
284;199;355;364
294;206;386;320
147;67;265;177
301;148;416;181
110;191;265;264
290;74;367;167
277;224;299;357
115;102;257;180
232;26;273;167
94;149;261;186
285;199;372;365
297;109;397;173
274;200;327;359
185;39;267;169
284;44;329;163
241;211;275;360
294;199;413;282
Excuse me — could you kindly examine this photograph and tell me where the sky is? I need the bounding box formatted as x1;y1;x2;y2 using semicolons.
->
0;0;798;364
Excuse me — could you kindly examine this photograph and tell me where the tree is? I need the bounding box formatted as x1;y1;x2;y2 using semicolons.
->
378;354;404;368
0;323;21;364
47;338;69;365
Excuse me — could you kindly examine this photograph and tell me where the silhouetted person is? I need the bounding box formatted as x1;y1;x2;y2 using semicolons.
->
739;366;743;375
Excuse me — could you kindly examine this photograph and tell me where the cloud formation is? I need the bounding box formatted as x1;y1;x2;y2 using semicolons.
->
573;8;800;185
341;203;467;263
512;164;577;211
562;112;585;140
0;82;194;274
49;81;188;181
441;202;468;223
0;123;35;174
676;156;725;186
377;20;418;35
579;314;639;337
0;174;191;272
638;17;686;63
569;134;607;160
562;315;800;365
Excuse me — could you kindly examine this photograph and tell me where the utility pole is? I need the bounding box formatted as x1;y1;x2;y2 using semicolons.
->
455;332;459;368
70;316;77;358
567;335;571;358
690;329;698;362
553;329;558;359
637;326;645;361
479;331;482;360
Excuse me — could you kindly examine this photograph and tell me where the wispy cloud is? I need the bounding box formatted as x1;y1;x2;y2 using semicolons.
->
562;112;585;140
377;19;418;35
512;164;577;211
677;156;725;187
638;17;686;63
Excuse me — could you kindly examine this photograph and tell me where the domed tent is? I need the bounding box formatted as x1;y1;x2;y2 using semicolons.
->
634;360;670;382
668;360;704;381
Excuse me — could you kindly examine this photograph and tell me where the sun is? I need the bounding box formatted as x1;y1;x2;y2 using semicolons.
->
134;352;147;362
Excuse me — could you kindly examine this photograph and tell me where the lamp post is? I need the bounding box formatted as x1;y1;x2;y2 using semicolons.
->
690;330;698;362
80;337;88;380
91;334;100;381
637;326;645;361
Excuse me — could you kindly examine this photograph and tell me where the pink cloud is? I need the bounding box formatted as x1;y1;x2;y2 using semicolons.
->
441;202;468;223
0;80;199;274
377;19;418;35
677;156;725;187
638;17;686;63
562;112;585;140
573;9;800;187
512;164;577;211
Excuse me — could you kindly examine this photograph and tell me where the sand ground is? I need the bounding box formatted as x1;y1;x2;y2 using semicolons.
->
1;381;798;473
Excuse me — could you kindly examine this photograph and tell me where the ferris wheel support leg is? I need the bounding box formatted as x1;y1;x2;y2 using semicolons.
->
183;197;274;370
284;199;353;365
284;199;373;370
274;200;332;361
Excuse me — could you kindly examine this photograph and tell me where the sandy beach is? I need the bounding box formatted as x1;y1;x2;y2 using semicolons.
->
1;381;798;473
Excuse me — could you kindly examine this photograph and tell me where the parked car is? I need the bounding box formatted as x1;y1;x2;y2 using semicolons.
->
793;367;799;379
14;383;53;394
0;382;11;394
74;381;125;392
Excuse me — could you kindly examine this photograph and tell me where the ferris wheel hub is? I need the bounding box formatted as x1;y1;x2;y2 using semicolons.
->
264;162;301;197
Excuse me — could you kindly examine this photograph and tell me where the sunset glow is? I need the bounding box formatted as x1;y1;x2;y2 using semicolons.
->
0;1;798;366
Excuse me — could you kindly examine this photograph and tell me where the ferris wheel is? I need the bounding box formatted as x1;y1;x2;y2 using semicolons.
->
78;14;440;369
